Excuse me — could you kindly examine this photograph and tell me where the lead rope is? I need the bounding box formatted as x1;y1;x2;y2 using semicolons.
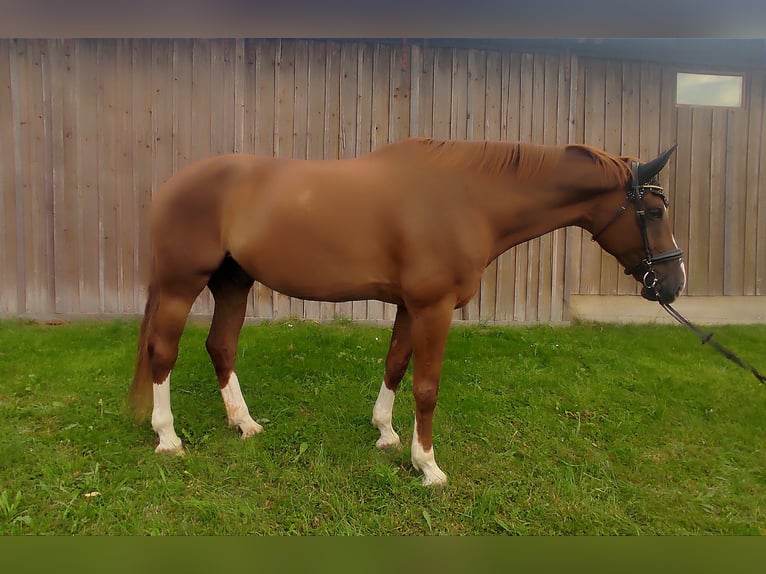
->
660;302;766;385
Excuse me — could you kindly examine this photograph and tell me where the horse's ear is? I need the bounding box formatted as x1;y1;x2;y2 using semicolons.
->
637;145;677;185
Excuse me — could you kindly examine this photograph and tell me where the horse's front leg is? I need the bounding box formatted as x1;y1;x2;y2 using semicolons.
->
372;306;412;450
408;297;454;486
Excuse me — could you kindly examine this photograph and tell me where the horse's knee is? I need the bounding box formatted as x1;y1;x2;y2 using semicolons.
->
413;382;439;413
385;355;410;386
205;339;231;374
148;335;179;383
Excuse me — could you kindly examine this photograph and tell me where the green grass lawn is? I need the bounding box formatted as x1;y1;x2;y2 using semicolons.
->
0;317;764;535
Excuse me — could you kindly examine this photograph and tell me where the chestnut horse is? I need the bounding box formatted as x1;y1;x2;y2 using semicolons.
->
129;138;685;486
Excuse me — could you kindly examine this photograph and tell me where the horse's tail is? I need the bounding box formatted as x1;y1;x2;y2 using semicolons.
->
128;282;159;422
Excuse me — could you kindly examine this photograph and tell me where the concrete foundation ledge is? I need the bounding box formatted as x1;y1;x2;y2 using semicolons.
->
569;295;766;325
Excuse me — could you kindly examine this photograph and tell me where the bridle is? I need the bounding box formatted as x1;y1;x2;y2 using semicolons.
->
591;161;684;295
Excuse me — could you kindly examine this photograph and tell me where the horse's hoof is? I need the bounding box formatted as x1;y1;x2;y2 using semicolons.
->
421;472;448;487
238;419;264;439
376;436;402;451
155;442;185;456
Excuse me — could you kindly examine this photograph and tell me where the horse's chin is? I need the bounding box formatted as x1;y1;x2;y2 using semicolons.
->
640;286;660;302
641;285;679;304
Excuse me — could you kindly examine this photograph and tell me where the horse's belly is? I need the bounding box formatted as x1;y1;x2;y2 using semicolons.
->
229;223;399;304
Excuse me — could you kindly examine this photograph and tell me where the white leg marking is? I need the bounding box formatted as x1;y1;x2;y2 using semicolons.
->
411;419;447;487
151;372;184;455
371;381;401;450
220;372;263;439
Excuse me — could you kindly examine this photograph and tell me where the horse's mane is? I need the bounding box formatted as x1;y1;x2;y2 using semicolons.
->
401;137;631;186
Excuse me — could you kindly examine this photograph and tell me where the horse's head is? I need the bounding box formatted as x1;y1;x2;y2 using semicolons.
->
589;146;686;304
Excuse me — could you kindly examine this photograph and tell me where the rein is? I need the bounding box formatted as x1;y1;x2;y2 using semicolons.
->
660;301;766;385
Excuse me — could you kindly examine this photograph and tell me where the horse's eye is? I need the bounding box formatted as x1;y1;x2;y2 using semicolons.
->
648;208;664;219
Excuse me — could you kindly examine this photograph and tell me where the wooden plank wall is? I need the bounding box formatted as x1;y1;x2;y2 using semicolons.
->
1;39;764;322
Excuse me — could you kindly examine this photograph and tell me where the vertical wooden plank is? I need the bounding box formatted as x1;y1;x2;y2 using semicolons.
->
616;62;641;294
253;39;277;320
525;53;546;323
47;40;66;313
187;39;214;315
240;39;257;159
9;41;27;314
550;53;571;323
221;39;237;156
97;40;120;313
465;49;486;322
75;40;101;313
233;39;247;155
290;39;310;319
367;42;391;322
674;104;693;296
579;59;606;296
383;42;412;321
152;39;176;310
115;40;136;314
389;42;411;145
39;40;56;314
710;108;728;296
354;42;374;320
356;42;374;158
687;108;713;295
481;50;501;322
409;42;421;138
386;43;411;325
52;40;81;314
274;39;295;319
495;51;520;322
540;54;562;323
450;48;468;321
321;41;342;321
418;45;435;138
132;40;155;313
431;47;452;141
209;40;226;159
303;40;327;321
600;60;623;296
0;40;19;313
721;102;746;296
513;52;535;322
15;40;54;314
240;40;258;319
564;55;585;319
172;39;193;172
292;40;310;161
450;48;468;142
756;73;766;296
741;71;763;295
334;42;358;320
638;64;662;161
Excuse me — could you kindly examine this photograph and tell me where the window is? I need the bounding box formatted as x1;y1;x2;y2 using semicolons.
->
676;72;743;107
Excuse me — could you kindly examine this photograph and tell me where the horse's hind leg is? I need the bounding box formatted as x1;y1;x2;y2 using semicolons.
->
206;257;262;439
149;280;208;454
372;305;412;450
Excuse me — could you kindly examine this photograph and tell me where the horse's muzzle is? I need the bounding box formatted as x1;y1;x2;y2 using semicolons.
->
639;267;685;304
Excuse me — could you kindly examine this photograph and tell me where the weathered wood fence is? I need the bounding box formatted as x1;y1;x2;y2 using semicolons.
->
1;39;764;323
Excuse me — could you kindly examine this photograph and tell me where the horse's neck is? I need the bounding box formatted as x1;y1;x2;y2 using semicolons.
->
484;179;603;260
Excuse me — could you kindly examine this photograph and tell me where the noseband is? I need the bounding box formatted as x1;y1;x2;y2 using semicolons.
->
591;161;684;292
